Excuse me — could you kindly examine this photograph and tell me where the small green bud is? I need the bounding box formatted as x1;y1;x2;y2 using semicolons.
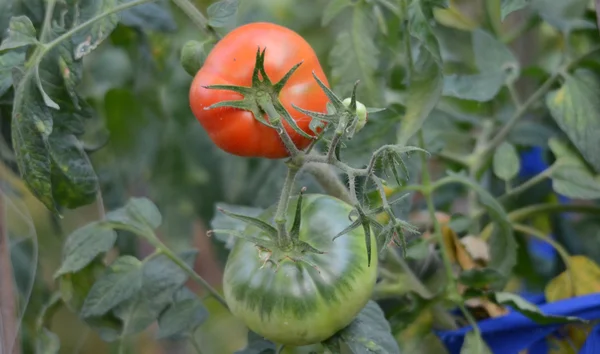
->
342;97;368;132
180;40;214;77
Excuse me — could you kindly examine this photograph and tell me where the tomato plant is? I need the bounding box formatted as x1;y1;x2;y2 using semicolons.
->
189;22;330;158
4;0;600;354
222;193;378;345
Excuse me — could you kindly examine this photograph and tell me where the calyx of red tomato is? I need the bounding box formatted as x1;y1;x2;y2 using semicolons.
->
202;47;314;140
208;187;327;271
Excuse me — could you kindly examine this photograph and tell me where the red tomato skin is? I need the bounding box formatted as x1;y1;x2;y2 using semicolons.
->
189;22;330;158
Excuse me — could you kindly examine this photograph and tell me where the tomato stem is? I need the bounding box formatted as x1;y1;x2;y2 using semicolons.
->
274;166;300;248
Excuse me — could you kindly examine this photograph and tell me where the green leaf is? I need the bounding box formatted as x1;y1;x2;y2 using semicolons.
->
490;292;587;324
322;0;352;26
0;16;37;52
120;1;177;32
397;49;443;146
329;2;380;105
0;0;11;35
72;0;124;59
141;250;198;308
493;142;520;181
0;51;25;96
460;331;492;354
443;29;519;102
501;0;531;20
55;222;117;277
58;261;106;313
546;70;600;174
531;0;593;32
548;138;600;199
323;301;400;354
106;197;163;234
459;268;505;288
234;331;276;354
11;68;56;212
36;328;60;354
408;0;443;66
207;0;240;28
81;256;143;318
445;172;516;283
157;297;209;339
114;295;161;336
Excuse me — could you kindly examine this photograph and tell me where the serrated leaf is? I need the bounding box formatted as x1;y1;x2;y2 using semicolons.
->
120;1;177;32
329;3;380;105
546;70;600;174
81;256;143;318
157;297;208;339
398;48;443;146
36;328;60;354
501;0;531;20
322;0;352;26
491;292;586;324
443;29;519;102
445;172;516;283
493;142;519;181
234;331;276;354
323;301;400;354
106;197;163;234
114;295;161;336
548;138;600;199
55;222;117;277
69;0;123;59
141;250;198;308
461;331;492;354
0;16;37;52
207;0;239;28
459;268;505;288
0;51;25;96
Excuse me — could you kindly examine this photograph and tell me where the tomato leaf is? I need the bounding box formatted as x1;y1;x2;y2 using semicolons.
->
234;330;276;354
548;138;600;199
105;197;163;235
329;2;380;105
545;255;600;302
444;172;516;283
460;331;492;354
546;70;600;174
531;0;594;32
0;16;37;52
157;295;208;339
501;0;531;20
493;142;520;181
322;0;352;26
207;0;240;28
0;51;25;96
459;268;505;289
490;292;587;324
443;29;519;102
114;295;160;336
54;222;117;278
71;0;123;59
36;328;60;354
80;256;143;318
323;301;400;354
120;1;177;32
141;250;198;308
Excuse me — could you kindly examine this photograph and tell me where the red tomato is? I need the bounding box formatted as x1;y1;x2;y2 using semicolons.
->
189;22;330;158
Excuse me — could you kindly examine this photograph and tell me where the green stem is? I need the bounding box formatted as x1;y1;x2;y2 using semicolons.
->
261;101;301;157
39;0;57;43
171;0;220;39
142;233;229;309
512;223;575;296
498;164;556;203
458;302;483;339
303;161;352;204
189;333;204;354
417;132;457;297
274;166;300;248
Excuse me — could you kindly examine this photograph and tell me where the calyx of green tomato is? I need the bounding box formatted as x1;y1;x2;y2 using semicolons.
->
209;188;326;271
202;47;314;140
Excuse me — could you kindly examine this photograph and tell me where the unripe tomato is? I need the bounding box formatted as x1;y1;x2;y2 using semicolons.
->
189;22;330;158
222;194;378;345
342;97;368;132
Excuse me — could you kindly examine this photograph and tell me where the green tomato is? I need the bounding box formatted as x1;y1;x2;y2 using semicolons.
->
222;194;377;346
342;97;368;132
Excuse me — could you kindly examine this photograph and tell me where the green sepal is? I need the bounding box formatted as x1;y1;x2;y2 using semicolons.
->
217;207;278;237
207;229;278;250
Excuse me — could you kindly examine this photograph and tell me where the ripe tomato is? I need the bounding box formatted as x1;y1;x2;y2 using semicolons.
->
189;22;330;158
222;194;378;346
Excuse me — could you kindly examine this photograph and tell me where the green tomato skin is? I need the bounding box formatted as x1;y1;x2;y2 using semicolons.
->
342;97;368;131
222;194;378;346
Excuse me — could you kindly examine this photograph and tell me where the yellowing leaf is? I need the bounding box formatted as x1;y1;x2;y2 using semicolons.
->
545;255;600;302
433;5;478;31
